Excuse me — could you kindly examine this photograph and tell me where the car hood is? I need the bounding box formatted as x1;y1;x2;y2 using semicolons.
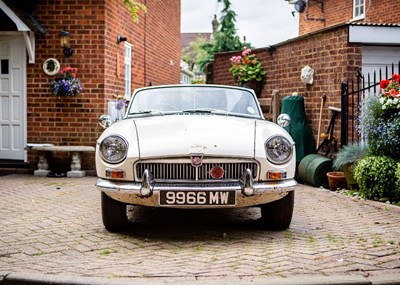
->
134;115;257;158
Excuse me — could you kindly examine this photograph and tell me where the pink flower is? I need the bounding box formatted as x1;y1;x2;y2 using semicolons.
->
242;48;251;57
229;56;242;64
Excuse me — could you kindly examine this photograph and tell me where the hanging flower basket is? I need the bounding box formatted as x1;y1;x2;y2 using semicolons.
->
50;67;82;97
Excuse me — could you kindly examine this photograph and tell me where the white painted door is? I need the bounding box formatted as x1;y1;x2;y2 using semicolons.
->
0;35;26;160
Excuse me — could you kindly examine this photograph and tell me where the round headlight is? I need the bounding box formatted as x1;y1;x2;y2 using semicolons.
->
265;136;293;164
99;135;128;164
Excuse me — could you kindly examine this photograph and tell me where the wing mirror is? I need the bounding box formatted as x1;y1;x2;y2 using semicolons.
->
277;114;291;128
98;115;112;129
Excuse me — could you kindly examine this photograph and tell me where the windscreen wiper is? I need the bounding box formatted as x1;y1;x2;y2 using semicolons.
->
128;110;165;116
182;108;228;115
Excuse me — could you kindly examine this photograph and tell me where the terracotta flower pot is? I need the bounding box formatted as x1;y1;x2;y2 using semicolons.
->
326;171;347;191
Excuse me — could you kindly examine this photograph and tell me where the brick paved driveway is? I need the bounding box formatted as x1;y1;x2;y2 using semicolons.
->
0;174;399;282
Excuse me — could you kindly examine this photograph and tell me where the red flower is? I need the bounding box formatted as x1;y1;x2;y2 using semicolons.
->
392;73;400;83
243;59;249;64
390;89;398;98
380;79;390;89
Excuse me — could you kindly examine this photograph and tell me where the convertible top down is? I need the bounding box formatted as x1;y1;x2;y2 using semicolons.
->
96;85;296;231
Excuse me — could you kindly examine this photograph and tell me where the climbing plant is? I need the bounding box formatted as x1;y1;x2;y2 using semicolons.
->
122;0;147;23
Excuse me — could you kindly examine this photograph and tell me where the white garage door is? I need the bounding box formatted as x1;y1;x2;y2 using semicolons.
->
362;46;400;80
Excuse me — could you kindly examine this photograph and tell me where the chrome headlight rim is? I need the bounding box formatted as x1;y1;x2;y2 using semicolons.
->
265;135;293;165
99;135;129;164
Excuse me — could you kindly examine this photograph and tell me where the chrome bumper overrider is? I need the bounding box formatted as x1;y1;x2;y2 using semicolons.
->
96;169;297;208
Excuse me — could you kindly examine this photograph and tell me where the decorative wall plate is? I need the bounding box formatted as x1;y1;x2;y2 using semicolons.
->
43;58;60;76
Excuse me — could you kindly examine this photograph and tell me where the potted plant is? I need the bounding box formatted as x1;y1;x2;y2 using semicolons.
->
326;171;347;191
50;66;82;97
229;47;266;97
332;142;368;189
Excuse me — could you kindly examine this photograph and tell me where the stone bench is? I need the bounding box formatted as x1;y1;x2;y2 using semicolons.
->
25;144;95;178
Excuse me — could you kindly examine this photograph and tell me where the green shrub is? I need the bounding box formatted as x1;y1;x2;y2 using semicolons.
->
396;163;400;199
354;156;398;200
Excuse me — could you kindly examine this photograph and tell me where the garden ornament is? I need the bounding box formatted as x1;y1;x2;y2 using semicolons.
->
301;65;314;85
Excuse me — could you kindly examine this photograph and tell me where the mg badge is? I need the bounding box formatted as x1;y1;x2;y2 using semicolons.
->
191;154;203;167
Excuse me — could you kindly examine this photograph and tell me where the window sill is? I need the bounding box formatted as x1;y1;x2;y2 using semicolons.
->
350;15;365;22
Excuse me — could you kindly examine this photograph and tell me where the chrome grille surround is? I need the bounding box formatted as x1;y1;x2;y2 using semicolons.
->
135;158;259;182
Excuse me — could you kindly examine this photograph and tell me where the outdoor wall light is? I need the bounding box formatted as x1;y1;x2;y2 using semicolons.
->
294;0;305;13
60;29;73;57
117;35;127;44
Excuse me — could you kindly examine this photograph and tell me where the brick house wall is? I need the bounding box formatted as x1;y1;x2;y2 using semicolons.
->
1;0;180;173
214;24;361;146
299;0;399;35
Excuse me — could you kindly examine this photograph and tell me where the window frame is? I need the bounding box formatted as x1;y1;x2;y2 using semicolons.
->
124;42;132;100
352;0;365;21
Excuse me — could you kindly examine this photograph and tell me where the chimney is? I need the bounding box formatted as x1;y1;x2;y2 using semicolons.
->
212;14;219;35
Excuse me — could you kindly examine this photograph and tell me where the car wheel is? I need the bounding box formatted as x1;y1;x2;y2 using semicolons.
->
101;192;128;232
260;191;294;230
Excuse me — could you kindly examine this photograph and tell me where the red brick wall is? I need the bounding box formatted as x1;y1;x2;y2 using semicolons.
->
214;25;362;147
140;0;181;86
299;0;399;35
22;0;180;173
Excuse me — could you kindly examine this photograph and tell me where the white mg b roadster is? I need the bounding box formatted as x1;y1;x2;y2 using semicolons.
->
96;85;296;232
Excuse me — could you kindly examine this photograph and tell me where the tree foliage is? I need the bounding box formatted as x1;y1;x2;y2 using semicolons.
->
181;37;213;73
214;0;243;52
182;0;251;72
122;0;147;23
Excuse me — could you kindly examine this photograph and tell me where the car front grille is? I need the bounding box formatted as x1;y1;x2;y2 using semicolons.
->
135;161;258;181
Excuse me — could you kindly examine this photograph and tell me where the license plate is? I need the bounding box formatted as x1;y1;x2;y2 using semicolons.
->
159;190;236;206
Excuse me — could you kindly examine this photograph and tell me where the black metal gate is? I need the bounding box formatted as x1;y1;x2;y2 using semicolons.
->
341;62;400;146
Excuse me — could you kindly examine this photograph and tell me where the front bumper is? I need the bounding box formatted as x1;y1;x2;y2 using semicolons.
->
95;175;297;209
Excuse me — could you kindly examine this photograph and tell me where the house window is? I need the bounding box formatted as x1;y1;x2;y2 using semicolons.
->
124;42;132;100
1;59;9;75
353;0;365;20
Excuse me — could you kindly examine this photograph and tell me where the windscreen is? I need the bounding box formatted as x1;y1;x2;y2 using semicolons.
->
128;86;262;119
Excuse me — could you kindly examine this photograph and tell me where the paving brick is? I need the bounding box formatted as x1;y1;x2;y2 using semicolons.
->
1;174;400;281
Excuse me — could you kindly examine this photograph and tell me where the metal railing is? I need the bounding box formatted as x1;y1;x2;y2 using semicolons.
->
341;61;400;146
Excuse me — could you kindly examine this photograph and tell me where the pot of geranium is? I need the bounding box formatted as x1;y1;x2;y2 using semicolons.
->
332;142;368;189
229;47;266;98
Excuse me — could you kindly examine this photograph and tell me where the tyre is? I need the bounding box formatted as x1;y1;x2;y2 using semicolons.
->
260;191;294;230
101;192;128;232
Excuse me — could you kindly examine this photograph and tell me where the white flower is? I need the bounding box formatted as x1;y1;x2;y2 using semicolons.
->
379;97;385;104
